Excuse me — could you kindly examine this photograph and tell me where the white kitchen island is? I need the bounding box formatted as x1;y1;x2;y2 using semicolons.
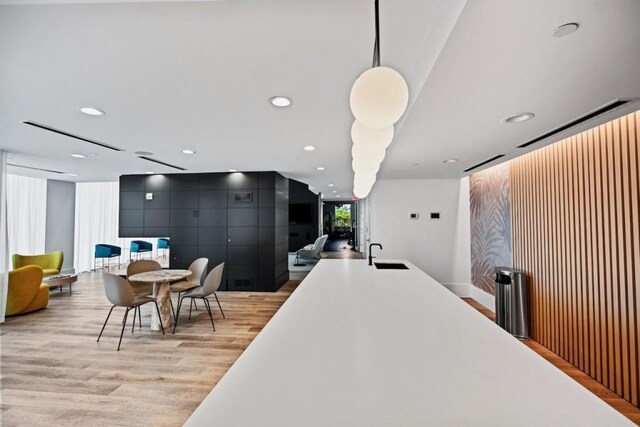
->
186;259;632;426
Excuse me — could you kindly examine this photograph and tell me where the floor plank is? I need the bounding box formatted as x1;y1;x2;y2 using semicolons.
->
1;271;299;426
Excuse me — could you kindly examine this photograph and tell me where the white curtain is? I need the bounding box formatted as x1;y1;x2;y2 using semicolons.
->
6;174;47;258
74;182;139;273
0;151;9;322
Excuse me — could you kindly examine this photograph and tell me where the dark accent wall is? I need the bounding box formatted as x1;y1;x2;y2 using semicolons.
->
288;179;320;251
119;171;289;292
469;162;512;295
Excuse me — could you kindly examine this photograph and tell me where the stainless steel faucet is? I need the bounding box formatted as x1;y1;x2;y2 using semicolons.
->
369;243;382;266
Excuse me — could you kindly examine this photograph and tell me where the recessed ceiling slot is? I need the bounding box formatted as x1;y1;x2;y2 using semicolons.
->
463;154;505;173
138;156;187;171
20;121;125;152
516;99;631;149
8;163;64;174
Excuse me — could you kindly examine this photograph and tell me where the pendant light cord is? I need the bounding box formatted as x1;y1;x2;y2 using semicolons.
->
372;0;380;68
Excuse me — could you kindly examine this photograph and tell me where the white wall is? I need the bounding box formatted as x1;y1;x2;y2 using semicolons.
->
369;178;471;288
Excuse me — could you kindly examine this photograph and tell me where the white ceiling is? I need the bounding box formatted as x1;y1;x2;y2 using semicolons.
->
1;0;639;199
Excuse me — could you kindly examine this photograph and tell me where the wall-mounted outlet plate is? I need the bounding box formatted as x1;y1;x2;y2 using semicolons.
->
145;192;153;200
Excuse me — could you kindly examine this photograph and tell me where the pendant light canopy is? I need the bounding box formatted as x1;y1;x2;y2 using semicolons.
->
350;67;409;129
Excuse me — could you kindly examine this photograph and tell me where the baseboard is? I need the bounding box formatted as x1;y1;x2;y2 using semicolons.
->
442;283;471;297
471;286;495;312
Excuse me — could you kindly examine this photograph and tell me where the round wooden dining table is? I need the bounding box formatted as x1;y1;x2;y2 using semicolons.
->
128;269;192;331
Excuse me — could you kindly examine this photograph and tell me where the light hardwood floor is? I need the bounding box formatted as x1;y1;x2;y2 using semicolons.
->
463;298;640;425
1;271;299;426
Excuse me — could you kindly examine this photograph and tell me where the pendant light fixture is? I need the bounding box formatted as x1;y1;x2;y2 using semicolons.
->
350;0;409;199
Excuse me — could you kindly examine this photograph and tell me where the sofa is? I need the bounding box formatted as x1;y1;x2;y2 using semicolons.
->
12;250;64;277
6;265;49;316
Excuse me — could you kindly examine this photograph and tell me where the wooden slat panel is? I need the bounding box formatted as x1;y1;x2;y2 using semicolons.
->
510;110;640;407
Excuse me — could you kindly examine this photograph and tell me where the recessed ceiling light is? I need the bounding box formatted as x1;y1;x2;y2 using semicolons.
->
181;149;196;155
504;113;535;123
67;173;78;177
269;96;292;107
317;167;326;171
442;159;458;163
328;183;335;187
229;169;238;172
146;171;154;174
80;107;105;116
552;22;579;38
303;145;316;151
71;153;86;158
135;151;154;156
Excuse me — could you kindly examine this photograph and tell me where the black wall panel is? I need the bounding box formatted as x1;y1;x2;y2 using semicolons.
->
144;191;170;210
198;209;227;227
199;190;227;208
119;172;289;291
145;175;170;191
170;209;198;227
120;192;144;209
288;179;319;251
120;210;143;228
170;190;198;209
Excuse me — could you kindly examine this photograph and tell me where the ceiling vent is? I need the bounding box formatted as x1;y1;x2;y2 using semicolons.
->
8;163;64;174
20;121;125;152
463;154;505;173
517;99;632;149
138;156;186;171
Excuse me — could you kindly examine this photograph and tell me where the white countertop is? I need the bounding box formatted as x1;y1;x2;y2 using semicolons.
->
186;259;632;426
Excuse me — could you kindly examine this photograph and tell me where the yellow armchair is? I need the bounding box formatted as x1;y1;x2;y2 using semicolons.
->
12;250;64;276
6;266;49;316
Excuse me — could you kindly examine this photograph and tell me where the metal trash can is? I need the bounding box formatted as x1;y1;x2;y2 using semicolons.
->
494;267;528;339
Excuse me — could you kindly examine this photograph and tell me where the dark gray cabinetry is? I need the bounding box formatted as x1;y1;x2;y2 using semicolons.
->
118;171;289;291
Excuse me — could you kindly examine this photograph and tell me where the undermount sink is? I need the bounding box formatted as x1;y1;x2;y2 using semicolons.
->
374;262;409;270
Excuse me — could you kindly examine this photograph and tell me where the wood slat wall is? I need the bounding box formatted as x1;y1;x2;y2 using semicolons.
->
510;110;640;407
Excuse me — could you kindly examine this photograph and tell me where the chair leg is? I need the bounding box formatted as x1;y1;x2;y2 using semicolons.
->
170;298;176;322
152;301;165;335
213;292;225;319
138;306;142;329
132;306;137;332
203;298;215;332
189;299;194;320
193;300;198;311
97;305;115;342
173;297;185;334
118;308;131;351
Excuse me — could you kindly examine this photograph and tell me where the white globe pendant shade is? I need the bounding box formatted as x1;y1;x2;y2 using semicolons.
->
351;120;394;151
352;156;382;176
350;66;409;129
351;143;386;166
353;173;376;199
